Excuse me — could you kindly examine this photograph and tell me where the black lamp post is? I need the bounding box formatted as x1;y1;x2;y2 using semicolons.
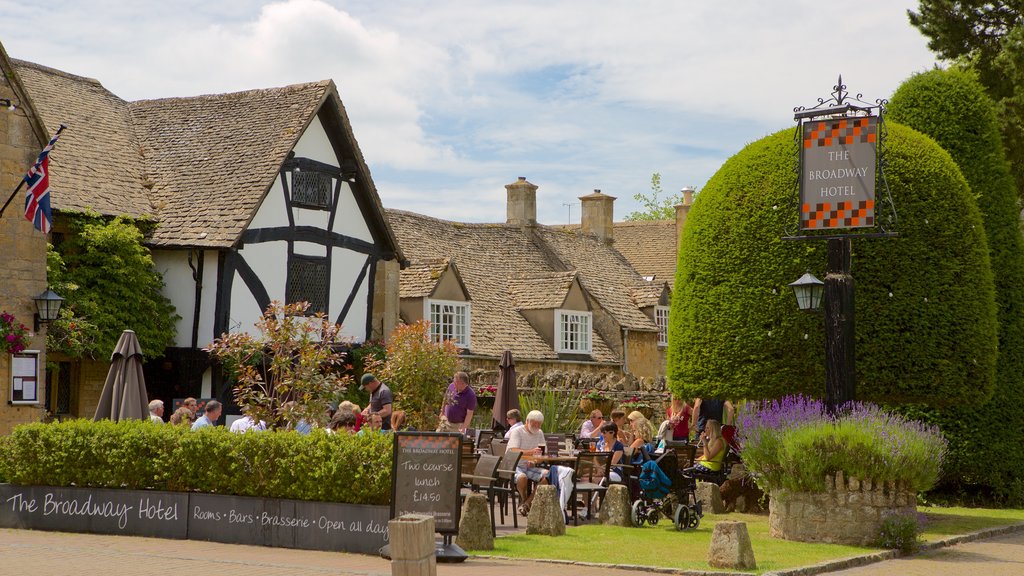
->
33;288;64;331
789;238;856;412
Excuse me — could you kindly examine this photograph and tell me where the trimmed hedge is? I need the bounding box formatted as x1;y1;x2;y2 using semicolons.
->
0;420;392;505
889;69;1024;501
668;122;998;405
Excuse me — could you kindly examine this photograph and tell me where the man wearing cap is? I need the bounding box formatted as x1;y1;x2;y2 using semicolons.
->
360;373;393;431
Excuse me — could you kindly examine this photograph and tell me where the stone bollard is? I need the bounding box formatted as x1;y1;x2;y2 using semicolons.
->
708;520;756;570
389;514;437;576
696;481;726;514
598;484;633;527
456;492;493;550
526;485;565;536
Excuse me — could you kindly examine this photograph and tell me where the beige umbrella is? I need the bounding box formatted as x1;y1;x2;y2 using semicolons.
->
93;329;149;422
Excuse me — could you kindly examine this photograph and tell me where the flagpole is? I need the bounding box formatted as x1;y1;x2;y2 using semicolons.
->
0;124;67;219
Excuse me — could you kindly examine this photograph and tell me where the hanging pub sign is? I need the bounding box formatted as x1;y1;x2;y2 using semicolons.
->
799;115;877;230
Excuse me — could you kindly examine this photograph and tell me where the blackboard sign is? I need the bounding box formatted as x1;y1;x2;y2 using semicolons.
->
390;431;462;534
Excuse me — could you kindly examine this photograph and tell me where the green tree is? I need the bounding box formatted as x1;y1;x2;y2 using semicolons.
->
366;321;460;430
625;173;685;220
888;68;1024;501
668;123;997;406
48;214;178;358
908;2;1024;200
205;301;353;430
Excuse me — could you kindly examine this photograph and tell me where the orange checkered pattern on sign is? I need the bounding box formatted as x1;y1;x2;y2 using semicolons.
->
801;199;875;229
398;434;460;450
803;116;877;149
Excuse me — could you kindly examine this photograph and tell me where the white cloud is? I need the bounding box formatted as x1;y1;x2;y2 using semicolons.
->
0;0;938;222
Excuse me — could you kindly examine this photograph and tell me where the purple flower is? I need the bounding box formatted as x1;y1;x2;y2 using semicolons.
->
6;334;15;343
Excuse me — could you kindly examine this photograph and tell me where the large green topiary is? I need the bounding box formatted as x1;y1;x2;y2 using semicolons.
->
668;122;998;406
888;68;1024;501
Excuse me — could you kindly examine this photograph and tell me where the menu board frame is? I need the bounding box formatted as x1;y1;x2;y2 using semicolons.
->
389;431;463;535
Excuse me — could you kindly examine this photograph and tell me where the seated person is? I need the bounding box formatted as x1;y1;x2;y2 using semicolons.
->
391;410;409;431
329;410;358;434
506;410;548;515
598;422;626;483
609;409;633;446
579;409;604;438
627;411;656;462
684;419;727;475
357;412;383;435
504;408;523;438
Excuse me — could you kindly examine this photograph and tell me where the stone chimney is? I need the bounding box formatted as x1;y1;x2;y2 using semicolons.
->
674;186;695;250
580;189;616;244
505;177;538;226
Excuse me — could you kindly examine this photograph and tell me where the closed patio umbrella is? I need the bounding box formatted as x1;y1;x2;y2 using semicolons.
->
492;350;519;432
93;329;149;422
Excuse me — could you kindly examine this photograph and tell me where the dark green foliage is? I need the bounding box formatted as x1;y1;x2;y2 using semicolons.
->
49;214;178;358
0;420;392;505
909;2;1024;203
889;69;1024;501
668;123;998;405
875;512;922;553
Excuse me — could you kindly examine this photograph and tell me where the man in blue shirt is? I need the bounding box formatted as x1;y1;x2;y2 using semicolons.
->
191;400;222;431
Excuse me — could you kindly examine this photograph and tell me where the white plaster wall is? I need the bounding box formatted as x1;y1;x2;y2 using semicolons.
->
292;116;336;165
153;249;220;348
335;182;372;242
331;249;370;339
230;241;288;333
248;173;290;230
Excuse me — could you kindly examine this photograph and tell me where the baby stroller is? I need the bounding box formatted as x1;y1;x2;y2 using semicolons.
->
629;447;704;530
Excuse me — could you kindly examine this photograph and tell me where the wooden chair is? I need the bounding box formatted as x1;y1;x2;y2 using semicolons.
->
461;454;502;536
491;451;522;528
475;429;495;452
570;451;611;525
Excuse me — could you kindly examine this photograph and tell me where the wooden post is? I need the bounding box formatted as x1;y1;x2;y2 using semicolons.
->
824;237;856;412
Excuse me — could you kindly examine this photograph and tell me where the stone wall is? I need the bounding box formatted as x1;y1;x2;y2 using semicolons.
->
768;471;916;546
460;356;669;416
0;57;49;435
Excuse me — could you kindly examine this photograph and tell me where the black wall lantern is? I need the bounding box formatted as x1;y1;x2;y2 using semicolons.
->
33;288;64;331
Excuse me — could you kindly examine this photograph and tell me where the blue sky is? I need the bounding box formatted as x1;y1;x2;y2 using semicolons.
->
0;0;938;225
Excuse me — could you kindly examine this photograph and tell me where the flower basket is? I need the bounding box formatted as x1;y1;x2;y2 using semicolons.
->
580;397;614;416
476;385;497;409
0;311;30;355
619;396;654;419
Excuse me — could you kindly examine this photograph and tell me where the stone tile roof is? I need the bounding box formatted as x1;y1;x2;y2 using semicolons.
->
508;271;577;310
12;60;153;219
12;60;402;258
555;219;678;288
128;82;331;247
386;209;620;362
399;258;450;298
535;227;658;331
631;283;667;308
610;220;678;288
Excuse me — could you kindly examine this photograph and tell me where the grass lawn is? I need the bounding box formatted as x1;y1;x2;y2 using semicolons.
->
471;507;1024;574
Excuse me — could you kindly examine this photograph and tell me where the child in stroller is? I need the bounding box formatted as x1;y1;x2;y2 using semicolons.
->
630;444;705;530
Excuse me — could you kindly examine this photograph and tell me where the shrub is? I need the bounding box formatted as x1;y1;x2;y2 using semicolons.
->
889;68;1024;501
739;396;947;494
519;388;583;434
668;123;997;406
0;420;392;505
876;512;924;553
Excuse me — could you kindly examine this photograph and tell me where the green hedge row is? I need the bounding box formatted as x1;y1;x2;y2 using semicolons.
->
888;69;1024;502
0;420;392;505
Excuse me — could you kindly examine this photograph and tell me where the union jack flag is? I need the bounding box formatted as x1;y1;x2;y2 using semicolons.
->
23;126;65;234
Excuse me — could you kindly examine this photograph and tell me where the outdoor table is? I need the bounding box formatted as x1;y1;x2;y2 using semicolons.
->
521;454;577;468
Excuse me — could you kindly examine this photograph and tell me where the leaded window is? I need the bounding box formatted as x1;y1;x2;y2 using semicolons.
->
427;300;471;348
556;309;592;354
286;254;329;314
291;169;333;210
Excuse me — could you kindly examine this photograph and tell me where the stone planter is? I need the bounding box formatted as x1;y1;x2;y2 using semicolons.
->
0;484;390;554
768;471;916;546
621;405;655;420
580;398;613;416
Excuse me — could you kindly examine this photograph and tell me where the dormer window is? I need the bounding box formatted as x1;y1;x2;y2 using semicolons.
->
655;305;669;347
555;309;592;354
427;299;471;348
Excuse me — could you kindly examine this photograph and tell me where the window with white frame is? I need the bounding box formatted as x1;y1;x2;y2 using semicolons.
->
655;305;670;347
427;299;471;348
555;309;592;354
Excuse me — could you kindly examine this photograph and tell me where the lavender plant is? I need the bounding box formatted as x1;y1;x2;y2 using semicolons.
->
739;395;947;494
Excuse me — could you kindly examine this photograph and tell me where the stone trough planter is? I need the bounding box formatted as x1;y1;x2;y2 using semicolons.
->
768;471;916;546
0;483;390;554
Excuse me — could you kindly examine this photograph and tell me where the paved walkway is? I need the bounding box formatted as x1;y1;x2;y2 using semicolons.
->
826;530;1024;576
6;524;1024;576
